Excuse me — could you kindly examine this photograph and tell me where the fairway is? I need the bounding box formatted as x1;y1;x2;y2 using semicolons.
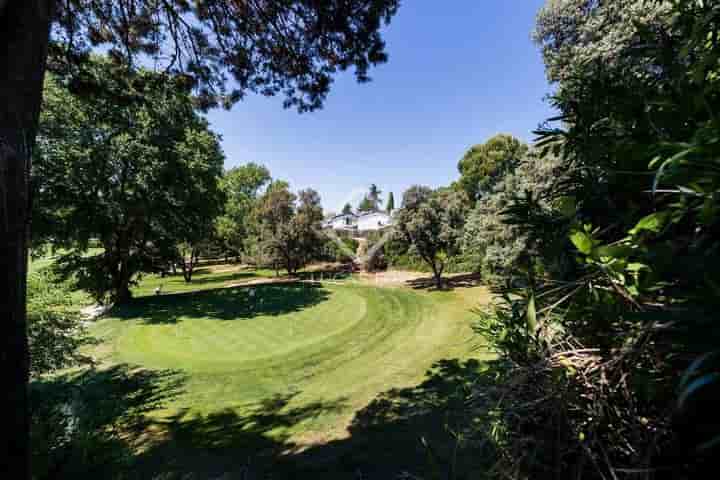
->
85;278;490;477
90;280;486;429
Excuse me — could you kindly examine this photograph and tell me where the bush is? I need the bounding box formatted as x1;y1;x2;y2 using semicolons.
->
28;269;93;378
461;151;563;286
320;235;359;263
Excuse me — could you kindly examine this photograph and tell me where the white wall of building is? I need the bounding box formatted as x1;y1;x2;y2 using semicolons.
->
356;212;391;231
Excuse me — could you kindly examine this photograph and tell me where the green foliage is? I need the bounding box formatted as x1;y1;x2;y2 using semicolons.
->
256;184;325;274
51;0;400;113
214;163;271;258
30;366;183;479
341;202;354;215
456;134;528;202
473;0;720;477
358;184;383;213
395;186;467;287
321;236;359;263
357;195;374;213
386;191;395;212
27;269;93;378
461;151;563;285
34;57;225;303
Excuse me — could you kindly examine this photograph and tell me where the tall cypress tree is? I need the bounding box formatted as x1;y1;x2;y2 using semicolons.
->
386;191;395;212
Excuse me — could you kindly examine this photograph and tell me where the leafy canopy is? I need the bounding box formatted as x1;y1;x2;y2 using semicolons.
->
215;163;271;256
34;57;225;303
456;134;528;202
395;186;467;287
50;0;400;112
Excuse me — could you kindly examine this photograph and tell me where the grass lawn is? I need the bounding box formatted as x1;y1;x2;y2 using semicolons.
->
52;263;493;478
131;264;278;297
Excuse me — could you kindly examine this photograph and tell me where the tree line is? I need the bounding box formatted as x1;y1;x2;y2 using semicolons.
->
1;1;400;473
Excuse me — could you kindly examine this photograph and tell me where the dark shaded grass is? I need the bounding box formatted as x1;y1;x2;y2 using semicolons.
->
110;283;332;324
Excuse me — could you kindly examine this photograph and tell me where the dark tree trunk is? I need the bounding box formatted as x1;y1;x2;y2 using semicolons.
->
114;256;133;304
180;249;197;283
431;262;444;289
0;1;53;477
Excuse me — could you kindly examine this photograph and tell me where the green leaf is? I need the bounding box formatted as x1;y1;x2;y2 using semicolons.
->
595;244;633;259
570;230;594;255
629;212;671;236
652;146;697;194
557;196;577;218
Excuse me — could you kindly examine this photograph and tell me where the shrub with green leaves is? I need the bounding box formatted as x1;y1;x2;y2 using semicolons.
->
461;151;563;285
28;269;92;378
473;0;720;477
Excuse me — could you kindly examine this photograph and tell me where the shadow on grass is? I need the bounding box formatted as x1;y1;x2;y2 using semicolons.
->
133;392;349;479
170;270;260;286
135;359;494;479
112;282;332;324
296;265;354;282
285;358;495;479
33;359;500;479
406;272;483;291
30;364;186;479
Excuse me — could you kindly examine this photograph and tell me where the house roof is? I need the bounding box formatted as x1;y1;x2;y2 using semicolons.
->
356;210;390;218
326;212;357;221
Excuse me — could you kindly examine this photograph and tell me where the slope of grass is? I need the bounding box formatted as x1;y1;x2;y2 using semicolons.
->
84;274;492;477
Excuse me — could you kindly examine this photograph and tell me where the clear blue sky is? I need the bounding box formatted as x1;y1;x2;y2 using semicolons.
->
205;0;556;213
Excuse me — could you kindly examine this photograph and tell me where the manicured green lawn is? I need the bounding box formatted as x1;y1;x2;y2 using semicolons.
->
85;276;492;477
92;281;486;414
131;265;278;297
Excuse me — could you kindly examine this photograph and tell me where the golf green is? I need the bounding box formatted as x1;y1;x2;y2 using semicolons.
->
89;281;485;438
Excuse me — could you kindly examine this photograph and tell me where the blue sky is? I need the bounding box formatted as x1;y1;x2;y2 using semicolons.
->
205;0;556;213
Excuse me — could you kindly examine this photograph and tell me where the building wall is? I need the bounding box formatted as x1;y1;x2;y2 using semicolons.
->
356;212;391;231
329;214;356;230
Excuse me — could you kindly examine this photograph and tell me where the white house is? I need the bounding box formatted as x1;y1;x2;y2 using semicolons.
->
356;211;392;231
323;211;393;232
323;213;358;230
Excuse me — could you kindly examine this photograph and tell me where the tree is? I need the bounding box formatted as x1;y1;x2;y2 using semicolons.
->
358;184;383;212
358;195;374;213
33;59;225;304
215;163;271;259
256;184;324;275
368;184;383;208
295;188;325;267
342;203;354;215
456;134;528;203
386;191;395;212
470;2;720;478
395;186;466;288
1;1;400;469
1;4;53;472
462;151;563;284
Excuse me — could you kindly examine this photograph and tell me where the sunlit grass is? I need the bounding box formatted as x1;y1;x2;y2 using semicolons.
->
88;279;492;441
